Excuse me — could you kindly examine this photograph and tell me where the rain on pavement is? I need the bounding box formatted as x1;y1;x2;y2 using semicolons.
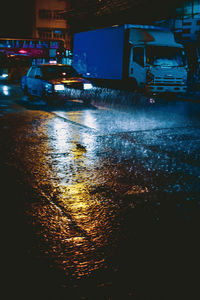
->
1;83;200;299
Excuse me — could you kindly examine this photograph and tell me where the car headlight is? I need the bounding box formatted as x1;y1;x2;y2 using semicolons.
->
1;74;8;78
45;83;52;90
54;84;65;91
83;83;93;90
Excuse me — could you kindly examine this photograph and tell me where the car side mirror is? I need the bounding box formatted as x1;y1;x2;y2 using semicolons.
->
35;75;41;79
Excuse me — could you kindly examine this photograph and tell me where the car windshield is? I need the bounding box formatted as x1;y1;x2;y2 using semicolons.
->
41;65;79;79
146;46;186;67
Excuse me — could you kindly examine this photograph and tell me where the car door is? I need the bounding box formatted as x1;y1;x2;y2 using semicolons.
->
26;66;36;95
34;67;44;97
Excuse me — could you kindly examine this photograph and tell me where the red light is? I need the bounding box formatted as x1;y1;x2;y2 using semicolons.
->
18;49;27;54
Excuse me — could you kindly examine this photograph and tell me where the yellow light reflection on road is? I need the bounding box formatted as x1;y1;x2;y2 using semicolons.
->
26;113;117;279
51;118;70;152
9;110;149;282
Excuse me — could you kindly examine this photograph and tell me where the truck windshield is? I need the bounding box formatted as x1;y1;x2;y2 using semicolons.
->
146;46;186;67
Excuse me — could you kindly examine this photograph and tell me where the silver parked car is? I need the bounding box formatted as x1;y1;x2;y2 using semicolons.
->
21;64;93;104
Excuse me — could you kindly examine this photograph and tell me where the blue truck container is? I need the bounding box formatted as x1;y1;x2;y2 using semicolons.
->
73;25;127;81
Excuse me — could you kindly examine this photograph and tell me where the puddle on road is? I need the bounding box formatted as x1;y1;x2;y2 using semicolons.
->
2;108;200;297
10;111;122;281
55;103;199;136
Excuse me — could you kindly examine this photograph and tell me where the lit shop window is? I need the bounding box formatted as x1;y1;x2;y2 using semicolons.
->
53;30;65;39
38;29;52;39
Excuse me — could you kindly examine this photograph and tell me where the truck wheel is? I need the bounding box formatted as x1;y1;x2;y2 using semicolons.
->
131;79;139;93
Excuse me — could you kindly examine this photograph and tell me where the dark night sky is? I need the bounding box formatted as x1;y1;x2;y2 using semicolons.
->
0;0;186;37
0;0;34;38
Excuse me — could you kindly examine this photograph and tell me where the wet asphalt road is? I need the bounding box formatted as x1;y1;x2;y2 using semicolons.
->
1;84;200;299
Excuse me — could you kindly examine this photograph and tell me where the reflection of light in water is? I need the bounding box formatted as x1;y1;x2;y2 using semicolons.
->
83;110;98;130
33;113;152;280
56;111;98;156
51;118;70;153
43;115;115;277
2;85;9;96
18;111;150;281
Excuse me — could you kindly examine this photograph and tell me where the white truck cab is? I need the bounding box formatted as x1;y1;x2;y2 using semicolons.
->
128;26;188;93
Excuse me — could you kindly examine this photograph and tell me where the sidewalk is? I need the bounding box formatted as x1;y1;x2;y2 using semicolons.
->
178;87;200;103
185;91;200;102
183;83;200;102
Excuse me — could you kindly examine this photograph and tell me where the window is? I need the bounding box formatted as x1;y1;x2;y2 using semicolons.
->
50;41;59;49
0;40;8;48
38;29;52;39
183;22;192;25
22;40;30;48
53;10;65;20
184;2;193;16
182;28;191;33
39;9;65;20
176;0;200;19
53;29;65;39
35;67;42;77
193;0;200;18
133;47;144;66
146;46;186;67
41;65;79;80
29;41;36;48
27;67;36;78
39;9;52;19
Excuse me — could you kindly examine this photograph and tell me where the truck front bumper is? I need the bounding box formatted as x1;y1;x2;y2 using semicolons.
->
146;84;187;93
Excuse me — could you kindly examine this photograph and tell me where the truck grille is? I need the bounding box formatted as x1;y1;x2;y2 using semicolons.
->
154;76;184;86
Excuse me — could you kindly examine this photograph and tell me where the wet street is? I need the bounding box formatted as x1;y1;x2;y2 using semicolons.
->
1;83;200;299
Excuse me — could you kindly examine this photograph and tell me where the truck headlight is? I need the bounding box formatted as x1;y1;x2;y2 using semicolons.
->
83;83;93;90
146;70;154;83
54;84;65;91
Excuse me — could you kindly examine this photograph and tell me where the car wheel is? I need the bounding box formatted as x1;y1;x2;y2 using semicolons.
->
24;86;33;100
42;89;54;105
83;98;91;105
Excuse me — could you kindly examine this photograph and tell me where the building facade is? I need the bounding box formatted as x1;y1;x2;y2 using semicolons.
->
34;0;71;49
